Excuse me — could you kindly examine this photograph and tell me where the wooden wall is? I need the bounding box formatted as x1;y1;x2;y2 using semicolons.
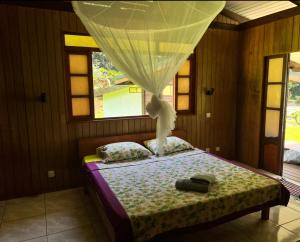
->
237;15;300;167
0;5;239;200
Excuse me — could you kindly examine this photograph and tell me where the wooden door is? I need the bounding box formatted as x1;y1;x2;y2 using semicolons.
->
260;54;288;175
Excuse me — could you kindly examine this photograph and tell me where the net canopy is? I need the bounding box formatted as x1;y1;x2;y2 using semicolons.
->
72;1;225;153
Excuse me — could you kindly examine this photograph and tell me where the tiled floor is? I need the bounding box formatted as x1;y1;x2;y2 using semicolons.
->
0;188;100;242
1;188;300;242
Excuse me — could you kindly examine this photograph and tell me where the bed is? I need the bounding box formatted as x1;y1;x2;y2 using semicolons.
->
79;130;289;242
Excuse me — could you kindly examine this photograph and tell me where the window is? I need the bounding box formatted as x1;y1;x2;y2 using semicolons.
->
64;33;195;120
175;56;195;113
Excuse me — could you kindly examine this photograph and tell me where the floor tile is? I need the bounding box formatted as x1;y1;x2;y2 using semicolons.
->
46;206;91;234
0;215;46;242
250;226;298;242
3;195;45;222
0;206;4;221
269;206;300;225
83;197;101;224
46;188;84;213
3;187;300;242
22;236;48;242
282;218;300;235
153;222;254;242
91;221;110;242
288;198;300;214
47;226;98;242
6;194;44;206
231;212;298;242
193;224;254;242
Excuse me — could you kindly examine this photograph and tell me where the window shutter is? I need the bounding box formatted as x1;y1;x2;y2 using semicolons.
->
175;54;195;114
66;51;94;120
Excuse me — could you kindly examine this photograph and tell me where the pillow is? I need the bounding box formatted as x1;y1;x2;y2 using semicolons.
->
144;136;193;155
96;142;152;163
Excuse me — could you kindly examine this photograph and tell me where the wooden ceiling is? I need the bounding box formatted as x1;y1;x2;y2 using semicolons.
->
2;1;300;30
225;1;297;22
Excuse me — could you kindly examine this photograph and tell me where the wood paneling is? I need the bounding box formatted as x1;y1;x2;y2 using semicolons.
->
0;5;239;200
237;15;300;168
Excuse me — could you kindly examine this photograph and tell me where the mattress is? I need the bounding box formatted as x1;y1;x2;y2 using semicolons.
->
84;149;289;242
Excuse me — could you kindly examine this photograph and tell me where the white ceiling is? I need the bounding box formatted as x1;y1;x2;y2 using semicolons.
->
225;1;297;20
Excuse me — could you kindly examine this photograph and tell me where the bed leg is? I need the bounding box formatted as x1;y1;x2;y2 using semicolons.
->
261;208;270;220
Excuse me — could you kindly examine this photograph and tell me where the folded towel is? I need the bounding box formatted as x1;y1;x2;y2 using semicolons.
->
190;173;216;184
175;179;209;193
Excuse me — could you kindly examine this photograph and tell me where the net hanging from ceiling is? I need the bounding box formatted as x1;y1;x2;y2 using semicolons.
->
72;1;225;153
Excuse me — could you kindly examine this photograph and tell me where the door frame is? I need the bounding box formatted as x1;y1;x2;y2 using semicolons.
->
259;54;289;175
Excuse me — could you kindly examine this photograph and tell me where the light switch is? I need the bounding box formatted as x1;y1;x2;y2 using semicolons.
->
205;148;210;152
48;170;55;178
206;113;211;118
216;147;220;152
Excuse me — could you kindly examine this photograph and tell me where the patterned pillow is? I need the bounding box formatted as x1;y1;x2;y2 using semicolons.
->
144;136;193;155
96;142;152;163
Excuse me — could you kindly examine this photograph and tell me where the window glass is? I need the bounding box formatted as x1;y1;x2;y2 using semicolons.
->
178;77;190;93
72;98;90;116
71;76;89;95
65;34;98;48
177;95;189;111
265;110;280;137
178;60;190;75
268;58;283;83
69;54;88;74
92;51;174;118
266;84;282;108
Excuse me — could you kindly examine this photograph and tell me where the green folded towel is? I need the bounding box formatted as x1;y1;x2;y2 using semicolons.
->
190;173;216;184
175;179;209;193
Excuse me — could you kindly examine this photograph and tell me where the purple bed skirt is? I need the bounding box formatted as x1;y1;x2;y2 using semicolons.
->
84;163;133;242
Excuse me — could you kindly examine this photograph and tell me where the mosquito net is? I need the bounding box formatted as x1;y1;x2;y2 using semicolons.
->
72;1;225;153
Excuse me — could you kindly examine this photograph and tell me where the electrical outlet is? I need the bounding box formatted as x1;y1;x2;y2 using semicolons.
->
48;170;55;178
216;146;220;152
205;148;210;152
206;113;211;118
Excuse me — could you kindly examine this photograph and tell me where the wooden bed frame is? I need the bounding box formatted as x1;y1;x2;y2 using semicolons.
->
79;130;281;242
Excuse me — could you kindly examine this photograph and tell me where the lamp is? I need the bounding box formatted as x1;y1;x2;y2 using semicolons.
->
205;88;215;96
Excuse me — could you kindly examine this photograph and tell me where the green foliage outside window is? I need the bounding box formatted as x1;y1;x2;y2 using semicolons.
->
92;52;124;88
288;82;300;100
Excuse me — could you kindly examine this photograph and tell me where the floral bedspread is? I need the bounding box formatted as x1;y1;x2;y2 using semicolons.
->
97;149;281;242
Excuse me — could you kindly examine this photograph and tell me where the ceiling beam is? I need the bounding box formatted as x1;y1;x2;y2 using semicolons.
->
221;9;249;24
239;6;300;30
209;22;239;31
